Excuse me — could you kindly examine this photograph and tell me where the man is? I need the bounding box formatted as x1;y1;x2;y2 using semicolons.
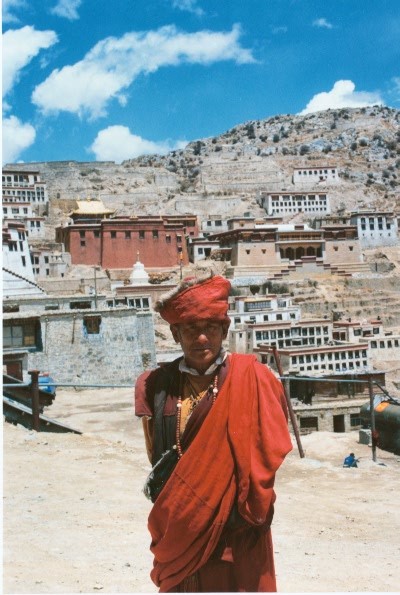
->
135;272;292;592
343;452;359;468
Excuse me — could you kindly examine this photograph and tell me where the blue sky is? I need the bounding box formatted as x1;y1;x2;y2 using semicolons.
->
2;0;400;164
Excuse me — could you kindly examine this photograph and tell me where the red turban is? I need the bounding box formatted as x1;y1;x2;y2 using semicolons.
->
154;273;231;325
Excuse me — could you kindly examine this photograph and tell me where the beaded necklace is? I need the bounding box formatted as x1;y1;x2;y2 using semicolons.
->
175;373;219;459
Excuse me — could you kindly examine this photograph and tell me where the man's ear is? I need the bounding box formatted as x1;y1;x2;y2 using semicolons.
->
170;324;181;344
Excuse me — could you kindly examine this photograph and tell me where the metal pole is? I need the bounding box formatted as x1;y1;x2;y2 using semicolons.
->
271;345;305;458
28;370;40;432
368;375;377;463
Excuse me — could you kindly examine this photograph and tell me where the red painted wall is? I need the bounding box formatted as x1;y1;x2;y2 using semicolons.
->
57;218;191;268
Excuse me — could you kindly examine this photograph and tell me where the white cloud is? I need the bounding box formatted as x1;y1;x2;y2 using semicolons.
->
2;115;36;164
172;0;204;17
32;24;255;119
51;0;82;21
2;26;58;98
2;0;27;24
300;80;384;114
312;18;333;29
89;125;187;162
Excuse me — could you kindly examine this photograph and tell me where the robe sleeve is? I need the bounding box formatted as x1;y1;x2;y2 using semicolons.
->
142;417;154;463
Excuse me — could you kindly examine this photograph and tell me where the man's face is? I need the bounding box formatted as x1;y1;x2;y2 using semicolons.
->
171;319;229;374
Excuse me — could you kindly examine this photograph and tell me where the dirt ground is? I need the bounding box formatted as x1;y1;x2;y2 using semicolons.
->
3;386;400;593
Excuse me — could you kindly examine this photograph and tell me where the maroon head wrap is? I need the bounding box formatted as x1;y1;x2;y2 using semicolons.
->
154;273;231;325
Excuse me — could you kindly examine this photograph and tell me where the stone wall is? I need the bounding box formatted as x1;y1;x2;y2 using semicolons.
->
233;241;277;266
293;399;368;433
324;239;363;264
28;309;156;385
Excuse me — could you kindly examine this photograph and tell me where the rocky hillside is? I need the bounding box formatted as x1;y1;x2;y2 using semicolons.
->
8;106;400;225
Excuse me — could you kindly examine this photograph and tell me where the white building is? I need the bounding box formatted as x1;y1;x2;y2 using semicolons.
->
230;318;332;353
29;245;71;278
228;294;301;329
258;191;331;217
2;199;46;240
333;318;400;358
293;166;339;186
349;210;399;247
255;342;371;376
2;169;49;216
188;237;222;262
2;220;36;284
201;216;228;235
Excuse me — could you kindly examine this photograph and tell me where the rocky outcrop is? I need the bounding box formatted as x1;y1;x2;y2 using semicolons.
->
6;106;400;222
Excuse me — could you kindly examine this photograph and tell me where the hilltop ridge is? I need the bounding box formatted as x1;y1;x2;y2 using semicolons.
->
8;106;400;223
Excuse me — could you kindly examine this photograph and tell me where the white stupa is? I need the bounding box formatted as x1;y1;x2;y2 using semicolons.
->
129;252;150;285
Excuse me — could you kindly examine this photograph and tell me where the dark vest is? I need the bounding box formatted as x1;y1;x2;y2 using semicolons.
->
151;356;229;466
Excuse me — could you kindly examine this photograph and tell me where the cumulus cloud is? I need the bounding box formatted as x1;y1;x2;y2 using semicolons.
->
32;24;255;119
2;0;27;24
300;80;384;114
89;125;187;162
51;0;82;21
2;115;36;164
172;0;204;17
312;18;333;29
2;26;58;98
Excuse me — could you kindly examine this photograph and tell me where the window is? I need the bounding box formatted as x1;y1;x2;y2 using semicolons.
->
125;231;131;239
111;231;117;239
139;230;145;239
44;256;49;264
152;230;159;239
166;235;172;243
21;256;26;266
70;301;91;310
3;319;41;349
350;413;362;428
300;417;318;430
94;231;100;238
80;240;86;247
83;315;101;334
79;231;85;238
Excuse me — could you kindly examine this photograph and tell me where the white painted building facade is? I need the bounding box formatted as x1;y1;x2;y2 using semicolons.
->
228;295;301;329
349;210;399;247
2;169;49;215
293;166;339;186
258;191;331;217
256;342;371;376
2;221;36;284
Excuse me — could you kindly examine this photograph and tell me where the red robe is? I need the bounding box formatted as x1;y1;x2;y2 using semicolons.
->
139;354;292;592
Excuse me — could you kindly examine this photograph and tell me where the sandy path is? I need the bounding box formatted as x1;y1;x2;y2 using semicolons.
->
3;387;400;593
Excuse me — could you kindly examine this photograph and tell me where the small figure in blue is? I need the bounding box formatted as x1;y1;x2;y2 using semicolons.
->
343;452;359;468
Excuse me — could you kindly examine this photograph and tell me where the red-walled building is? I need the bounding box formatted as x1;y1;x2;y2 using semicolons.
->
56;215;198;268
